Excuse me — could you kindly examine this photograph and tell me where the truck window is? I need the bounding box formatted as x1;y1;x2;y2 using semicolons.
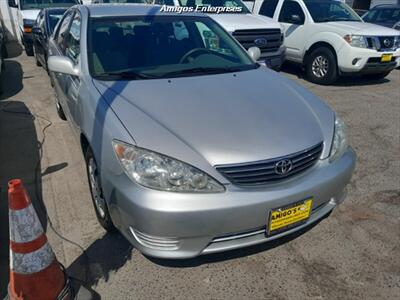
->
259;0;279;18
278;1;305;24
20;0;80;10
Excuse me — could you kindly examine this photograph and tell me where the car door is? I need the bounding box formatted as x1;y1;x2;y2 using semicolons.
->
36;12;47;66
51;10;75;119
60;12;82;129
277;0;306;62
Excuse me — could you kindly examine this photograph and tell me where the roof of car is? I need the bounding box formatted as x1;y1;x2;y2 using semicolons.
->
81;4;203;17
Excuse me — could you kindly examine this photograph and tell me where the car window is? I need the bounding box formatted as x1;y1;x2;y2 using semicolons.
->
64;13;81;64
364;8;400;23
56;11;74;47
278;1;305;24
89;15;256;79
259;0;279;18
39;13;46;32
48;11;66;34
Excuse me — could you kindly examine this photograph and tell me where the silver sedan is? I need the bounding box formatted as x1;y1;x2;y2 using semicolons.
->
48;4;356;259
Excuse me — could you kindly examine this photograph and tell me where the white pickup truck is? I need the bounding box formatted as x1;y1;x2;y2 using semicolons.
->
245;0;400;84
7;0;81;56
160;0;287;70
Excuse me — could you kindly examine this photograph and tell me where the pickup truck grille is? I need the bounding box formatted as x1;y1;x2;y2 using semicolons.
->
215;143;323;186
232;29;282;54
366;36;398;51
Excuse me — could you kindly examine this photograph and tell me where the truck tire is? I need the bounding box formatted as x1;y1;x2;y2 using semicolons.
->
85;147;117;233
25;43;34;56
306;47;338;85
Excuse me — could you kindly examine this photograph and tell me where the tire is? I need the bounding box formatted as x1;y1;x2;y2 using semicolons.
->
1;43;7;59
25;43;34;56
54;93;67;120
34;48;42;67
306;47;338;85
85;147;117;232
363;71;391;80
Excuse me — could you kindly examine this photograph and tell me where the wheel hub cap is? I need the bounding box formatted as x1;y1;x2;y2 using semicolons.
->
88;158;106;218
312;55;329;78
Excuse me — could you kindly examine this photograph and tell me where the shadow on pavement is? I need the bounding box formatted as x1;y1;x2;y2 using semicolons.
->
67;232;132;295
281;62;391;86
0;56;52;297
147;212;330;268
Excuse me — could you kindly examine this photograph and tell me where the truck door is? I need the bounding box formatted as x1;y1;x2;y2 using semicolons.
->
277;0;306;62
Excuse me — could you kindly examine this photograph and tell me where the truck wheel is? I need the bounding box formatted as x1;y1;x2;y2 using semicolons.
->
25;43;34;56
85;147;117;233
306;47;338;85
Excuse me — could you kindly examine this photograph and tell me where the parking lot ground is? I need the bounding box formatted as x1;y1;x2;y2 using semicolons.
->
0;42;399;300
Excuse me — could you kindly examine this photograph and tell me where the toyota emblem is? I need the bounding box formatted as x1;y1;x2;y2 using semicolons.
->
275;159;293;175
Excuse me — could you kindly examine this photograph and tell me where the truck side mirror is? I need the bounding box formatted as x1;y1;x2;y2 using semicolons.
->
290;14;303;25
8;0;18;8
32;27;42;35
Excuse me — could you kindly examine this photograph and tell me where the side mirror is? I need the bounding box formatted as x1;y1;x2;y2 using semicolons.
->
8;0;18;8
247;47;261;62
32;26;42;35
290;14;303;24
48;56;80;76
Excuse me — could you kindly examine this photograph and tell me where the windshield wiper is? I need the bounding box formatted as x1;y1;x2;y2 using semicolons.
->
160;67;244;78
96;71;157;80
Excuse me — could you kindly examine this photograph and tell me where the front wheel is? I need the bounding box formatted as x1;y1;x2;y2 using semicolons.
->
306;47;338;85
85;147;116;232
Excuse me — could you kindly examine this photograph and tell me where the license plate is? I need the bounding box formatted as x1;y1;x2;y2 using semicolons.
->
381;54;393;62
267;199;313;236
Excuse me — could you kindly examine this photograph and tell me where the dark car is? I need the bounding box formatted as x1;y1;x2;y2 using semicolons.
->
32;8;68;70
362;5;400;29
0;21;8;93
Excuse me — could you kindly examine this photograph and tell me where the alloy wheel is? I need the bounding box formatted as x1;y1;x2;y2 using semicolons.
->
312;55;329;78
88;157;106;219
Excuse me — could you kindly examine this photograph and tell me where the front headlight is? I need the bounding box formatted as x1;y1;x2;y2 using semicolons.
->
112;141;225;193
329;117;348;162
344;34;367;48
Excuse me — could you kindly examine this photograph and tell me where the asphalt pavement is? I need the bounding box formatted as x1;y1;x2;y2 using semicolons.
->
0;42;399;299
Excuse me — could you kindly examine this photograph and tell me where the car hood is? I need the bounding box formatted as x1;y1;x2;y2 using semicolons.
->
20;9;40;21
323;21;400;35
209;14;281;32
93;68;334;167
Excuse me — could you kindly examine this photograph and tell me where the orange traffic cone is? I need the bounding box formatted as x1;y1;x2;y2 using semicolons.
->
8;179;73;300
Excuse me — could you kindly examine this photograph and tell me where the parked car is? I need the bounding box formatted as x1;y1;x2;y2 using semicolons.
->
32;8;68;70
157;0;286;70
48;4;356;259
0;22;8;94
249;0;400;84
362;4;400;29
7;0;81;56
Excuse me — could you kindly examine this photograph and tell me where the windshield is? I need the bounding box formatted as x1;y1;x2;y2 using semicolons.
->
89;16;257;80
363;8;400;23
178;0;250;14
305;1;361;23
21;0;80;10
48;10;66;33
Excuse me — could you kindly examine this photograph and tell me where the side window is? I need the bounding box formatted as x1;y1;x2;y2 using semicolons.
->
259;0;279;18
64;13;81;65
56;11;74;47
278;1;305;24
39;14;45;32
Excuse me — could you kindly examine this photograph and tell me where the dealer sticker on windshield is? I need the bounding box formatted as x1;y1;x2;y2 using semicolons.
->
267;199;313;236
381;54;393;62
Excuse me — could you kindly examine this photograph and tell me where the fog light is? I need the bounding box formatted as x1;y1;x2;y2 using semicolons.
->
352;58;360;65
130;227;180;250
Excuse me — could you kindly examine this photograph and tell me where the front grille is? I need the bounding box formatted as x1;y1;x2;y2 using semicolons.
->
215;143;323;186
365;36;398;51
232;29;282;54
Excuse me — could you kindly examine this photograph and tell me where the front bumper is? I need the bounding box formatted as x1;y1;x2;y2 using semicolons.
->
337;43;400;74
106;147;356;259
